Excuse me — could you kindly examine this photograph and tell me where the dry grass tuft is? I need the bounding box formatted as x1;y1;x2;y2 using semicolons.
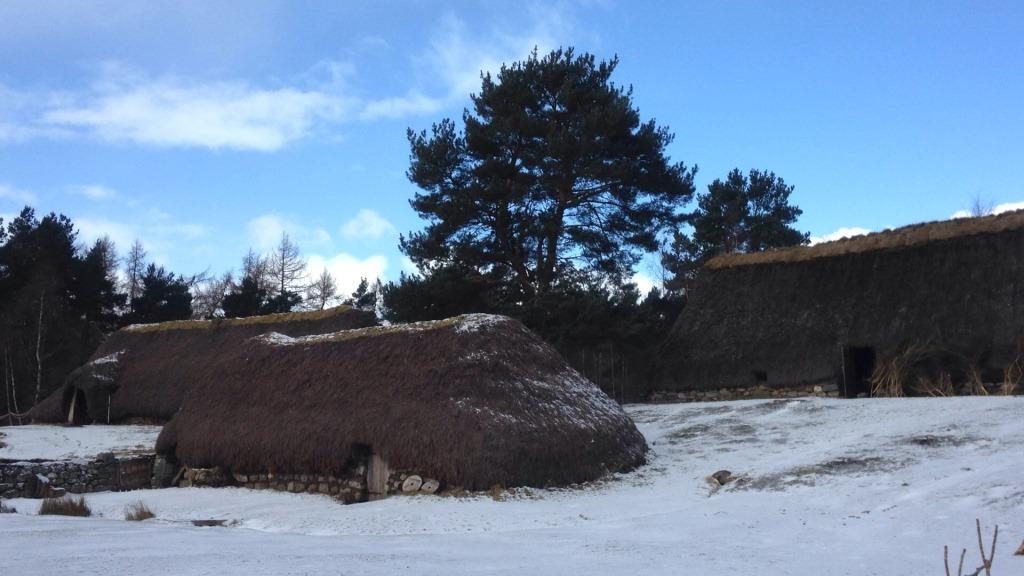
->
870;343;936;397
869;344;1001;398
1002;351;1023;396
124;501;155;521
488;484;507;501
38;495;91;517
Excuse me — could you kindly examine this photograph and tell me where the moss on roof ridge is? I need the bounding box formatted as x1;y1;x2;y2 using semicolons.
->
123;306;366;333
708;209;1024;269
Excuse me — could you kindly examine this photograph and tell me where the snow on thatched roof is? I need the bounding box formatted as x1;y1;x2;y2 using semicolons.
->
31;306;379;423
157;314;647;490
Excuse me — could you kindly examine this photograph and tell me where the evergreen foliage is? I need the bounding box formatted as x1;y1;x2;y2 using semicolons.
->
128;264;193;324
342;277;379;312
662;168;808;291
0;207;120;416
403;48;695;298
221;276;267;318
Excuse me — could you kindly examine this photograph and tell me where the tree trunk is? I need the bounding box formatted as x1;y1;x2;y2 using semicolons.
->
3;346;10;416
34;293;44;406
7;347;20;420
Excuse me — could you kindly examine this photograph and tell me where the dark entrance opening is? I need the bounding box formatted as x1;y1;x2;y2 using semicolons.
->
64;388;91;425
842;346;876;398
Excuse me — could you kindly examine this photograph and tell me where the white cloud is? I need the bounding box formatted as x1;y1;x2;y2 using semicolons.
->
341;209;396;240
424;10;570;102
75;216;137;253
809;226;871;245
75;215;209;267
0;183;37;205
41;73;354;151
306;252;389;296
247;213;332;252
994;201;1024;214
69;184;117;200
360;92;444;121
951;201;1024;219
0;7;585;149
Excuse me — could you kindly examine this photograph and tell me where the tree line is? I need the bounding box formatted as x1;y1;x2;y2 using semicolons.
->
1;47;807;417
0;209;377;422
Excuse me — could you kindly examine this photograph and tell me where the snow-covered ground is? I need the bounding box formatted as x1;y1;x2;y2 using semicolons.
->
0;424;161;461
2;397;1023;575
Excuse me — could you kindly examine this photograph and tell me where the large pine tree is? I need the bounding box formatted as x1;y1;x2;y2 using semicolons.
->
402;48;696;301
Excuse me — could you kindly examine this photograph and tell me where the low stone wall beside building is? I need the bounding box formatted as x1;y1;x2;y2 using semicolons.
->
223;465;442;504
649;382;840;403
230;463;370;504
0;453;156;499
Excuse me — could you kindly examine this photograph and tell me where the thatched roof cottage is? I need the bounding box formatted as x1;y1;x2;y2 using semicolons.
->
657;210;1024;398
156;314;647;490
31;306;379;424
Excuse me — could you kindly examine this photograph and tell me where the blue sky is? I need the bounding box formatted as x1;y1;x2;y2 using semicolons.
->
1;1;1021;293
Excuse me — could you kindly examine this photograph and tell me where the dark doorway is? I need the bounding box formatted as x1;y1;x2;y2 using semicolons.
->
65;388;91;425
842;346;876;398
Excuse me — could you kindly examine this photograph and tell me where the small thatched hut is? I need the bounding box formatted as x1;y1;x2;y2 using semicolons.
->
156;314;647;490
657;210;1024;398
31;306;379;424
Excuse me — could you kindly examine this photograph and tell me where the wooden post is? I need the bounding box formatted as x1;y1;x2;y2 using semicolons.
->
367;453;390;496
67;390;77;425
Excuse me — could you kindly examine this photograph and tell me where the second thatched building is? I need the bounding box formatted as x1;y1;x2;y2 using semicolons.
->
656;210;1024;400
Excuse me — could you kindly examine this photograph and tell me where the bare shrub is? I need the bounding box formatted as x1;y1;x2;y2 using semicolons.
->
0;500;16;514
965;365;989;396
124;501;155;521
944;519;998;576
1001;352;1022;396
871;343;935;397
871;344;1000;397
918;372;956;397
38;495;91;517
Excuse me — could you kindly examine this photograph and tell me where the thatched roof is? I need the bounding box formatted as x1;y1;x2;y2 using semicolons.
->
31;306;379;423
707;209;1024;269
156;314;648;490
657;212;1024;392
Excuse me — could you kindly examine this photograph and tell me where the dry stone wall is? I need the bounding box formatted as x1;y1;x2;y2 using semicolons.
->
231;463;370;504
223;466;442;504
0;453;155;499
650;382;840;403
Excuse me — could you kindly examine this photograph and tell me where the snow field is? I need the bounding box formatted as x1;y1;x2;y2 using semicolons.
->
1;397;1022;575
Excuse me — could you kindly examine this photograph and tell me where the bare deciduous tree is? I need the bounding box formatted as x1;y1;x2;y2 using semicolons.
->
306;269;338;311
266;233;306;297
240;248;269;290
123;240;147;313
970;194;995;218
191;271;234;319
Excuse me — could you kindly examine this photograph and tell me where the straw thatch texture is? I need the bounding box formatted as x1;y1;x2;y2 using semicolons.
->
657;213;1024;393
31;307;379;423
156;314;647;490
707;209;1024;269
